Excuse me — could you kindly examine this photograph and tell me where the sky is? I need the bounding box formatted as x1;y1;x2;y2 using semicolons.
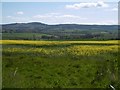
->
1;0;119;2
2;1;118;25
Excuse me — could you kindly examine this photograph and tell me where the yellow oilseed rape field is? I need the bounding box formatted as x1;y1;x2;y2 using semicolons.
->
0;40;119;45
1;40;119;88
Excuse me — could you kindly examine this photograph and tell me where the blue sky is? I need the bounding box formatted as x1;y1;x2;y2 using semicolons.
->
1;0;119;2
2;1;118;25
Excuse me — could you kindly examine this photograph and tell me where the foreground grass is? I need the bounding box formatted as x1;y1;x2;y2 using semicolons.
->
1;40;119;88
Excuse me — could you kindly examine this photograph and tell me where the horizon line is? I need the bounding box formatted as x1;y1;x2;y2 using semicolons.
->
1;22;118;25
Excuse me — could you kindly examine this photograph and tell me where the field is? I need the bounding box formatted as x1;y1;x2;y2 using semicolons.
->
1;40;119;88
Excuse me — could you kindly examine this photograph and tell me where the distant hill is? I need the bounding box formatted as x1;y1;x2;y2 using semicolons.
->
2;22;118;33
1;22;119;40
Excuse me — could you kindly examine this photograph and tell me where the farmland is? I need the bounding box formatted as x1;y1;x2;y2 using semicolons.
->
2;40;119;88
2;23;118;40
2;1;119;89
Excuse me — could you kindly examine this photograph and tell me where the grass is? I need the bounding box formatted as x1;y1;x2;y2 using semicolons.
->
1;40;119;88
2;33;51;40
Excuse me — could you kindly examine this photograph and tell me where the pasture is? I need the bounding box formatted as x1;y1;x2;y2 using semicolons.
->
1;40;119;88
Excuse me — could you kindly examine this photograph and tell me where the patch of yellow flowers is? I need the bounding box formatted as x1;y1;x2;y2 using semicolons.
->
1;40;118;57
66;45;118;56
0;40;119;45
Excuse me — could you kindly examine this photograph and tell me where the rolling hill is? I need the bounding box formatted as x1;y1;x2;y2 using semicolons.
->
1;22;119;40
2;22;118;33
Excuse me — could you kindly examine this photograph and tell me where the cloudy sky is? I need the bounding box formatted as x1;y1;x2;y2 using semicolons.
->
2;1;118;25
1;0;119;2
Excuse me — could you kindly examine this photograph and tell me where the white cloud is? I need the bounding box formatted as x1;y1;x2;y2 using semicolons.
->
6;16;12;18
100;20;117;25
112;8;118;11
33;14;86;19
4;11;117;25
32;13;117;25
66;1;109;9
4;16;30;23
16;11;24;15
49;13;60;15
54;14;86;19
33;15;51;18
74;20;117;25
32;13;87;24
104;8;118;12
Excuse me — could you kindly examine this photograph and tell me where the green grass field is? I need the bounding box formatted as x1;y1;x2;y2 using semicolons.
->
2;40;119;88
2;33;51;40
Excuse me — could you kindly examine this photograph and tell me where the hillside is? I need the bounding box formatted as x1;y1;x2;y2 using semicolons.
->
1;22;119;40
2;22;118;33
